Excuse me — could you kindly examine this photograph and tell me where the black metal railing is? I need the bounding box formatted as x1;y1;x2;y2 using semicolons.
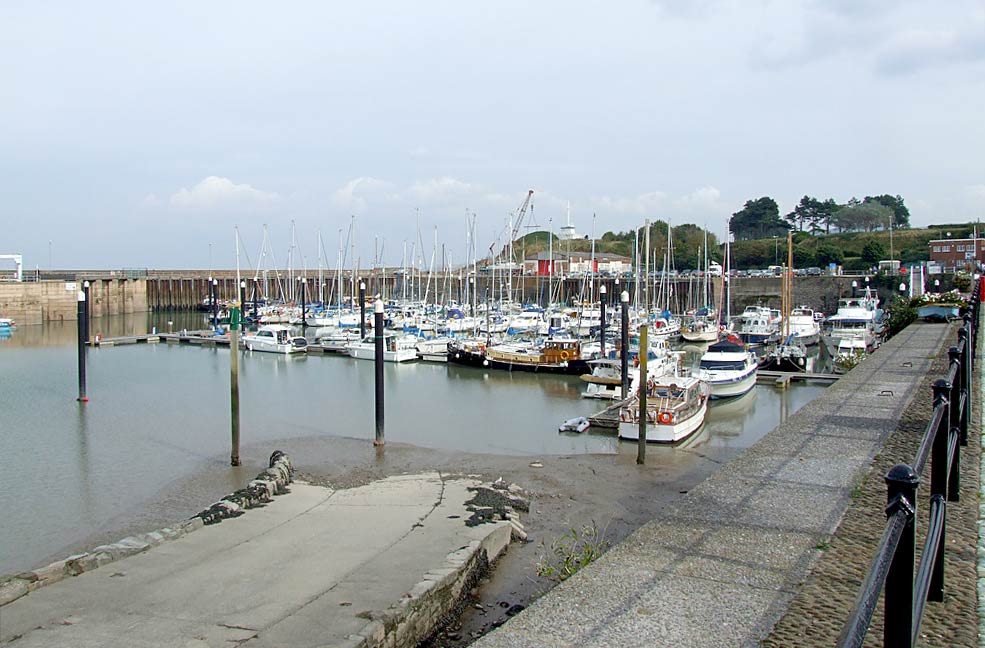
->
838;280;980;648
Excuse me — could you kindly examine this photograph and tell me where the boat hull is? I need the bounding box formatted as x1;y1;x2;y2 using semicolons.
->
618;401;708;443
707;369;757;399
348;344;418;363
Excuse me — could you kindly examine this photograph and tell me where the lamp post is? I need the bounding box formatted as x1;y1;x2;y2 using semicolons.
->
851;280;857;298
599;285;607;357
773;236;779;265
620;291;630;398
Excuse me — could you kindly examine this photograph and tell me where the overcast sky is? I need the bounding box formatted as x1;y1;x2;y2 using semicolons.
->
3;1;984;270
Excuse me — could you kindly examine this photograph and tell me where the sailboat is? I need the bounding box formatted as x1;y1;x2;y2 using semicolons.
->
681;229;719;343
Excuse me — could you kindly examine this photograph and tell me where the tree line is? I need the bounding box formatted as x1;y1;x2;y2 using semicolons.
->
730;194;911;241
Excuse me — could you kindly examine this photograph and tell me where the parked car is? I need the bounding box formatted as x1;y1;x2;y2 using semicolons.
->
806;267;822;276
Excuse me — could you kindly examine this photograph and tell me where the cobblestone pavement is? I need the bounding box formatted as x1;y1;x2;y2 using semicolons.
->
763;322;980;648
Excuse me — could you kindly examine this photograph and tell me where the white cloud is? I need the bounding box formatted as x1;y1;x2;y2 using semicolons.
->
408;177;478;203
595;191;669;215
673;186;722;211
330;176;393;212
169;176;277;209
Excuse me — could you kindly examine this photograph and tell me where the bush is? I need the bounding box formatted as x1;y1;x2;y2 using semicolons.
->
884;296;916;339
816;243;844;267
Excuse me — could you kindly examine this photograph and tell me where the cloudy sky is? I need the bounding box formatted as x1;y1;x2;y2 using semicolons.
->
3;1;984;270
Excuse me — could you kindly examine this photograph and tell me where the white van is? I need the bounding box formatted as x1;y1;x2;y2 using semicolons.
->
707;262;723;277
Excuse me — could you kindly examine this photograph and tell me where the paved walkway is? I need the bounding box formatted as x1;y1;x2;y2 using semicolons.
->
0;474;511;648
474;322;951;648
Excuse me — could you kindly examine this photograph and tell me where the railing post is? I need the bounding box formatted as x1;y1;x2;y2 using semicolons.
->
959;323;971;445
947;346;962;437
884;464;919;648
928;380;950;602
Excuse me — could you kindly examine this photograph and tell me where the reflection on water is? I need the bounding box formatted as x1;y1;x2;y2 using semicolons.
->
0;315;827;575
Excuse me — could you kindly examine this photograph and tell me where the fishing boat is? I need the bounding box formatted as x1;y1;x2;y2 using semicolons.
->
484;337;590;374
696;336;758;399
618;375;709;443
242;324;308;354
347;333;419;363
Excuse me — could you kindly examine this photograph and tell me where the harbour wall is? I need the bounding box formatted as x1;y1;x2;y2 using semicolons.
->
0;278;148;326
4;271;945;322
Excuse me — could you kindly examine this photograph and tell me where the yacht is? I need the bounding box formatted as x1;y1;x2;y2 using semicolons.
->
785;307;821;346
242;324;308;354
696;336;758;399
826;289;882;352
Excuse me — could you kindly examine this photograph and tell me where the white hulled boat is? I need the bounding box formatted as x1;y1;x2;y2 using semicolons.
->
618;374;709;443
826;289;881;352
786;306;821;346
696;335;758;399
242;324;308;354
348;333;419;362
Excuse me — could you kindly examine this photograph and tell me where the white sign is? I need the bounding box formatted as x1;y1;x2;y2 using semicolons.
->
65;282;77;292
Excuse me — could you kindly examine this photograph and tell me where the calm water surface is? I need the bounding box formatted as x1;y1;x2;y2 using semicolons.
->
0;313;827;574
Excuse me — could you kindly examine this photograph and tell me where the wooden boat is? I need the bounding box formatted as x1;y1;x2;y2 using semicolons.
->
483;337;590;375
618;375;709;443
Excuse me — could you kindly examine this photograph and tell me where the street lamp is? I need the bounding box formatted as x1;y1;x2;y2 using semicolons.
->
773;236;779;265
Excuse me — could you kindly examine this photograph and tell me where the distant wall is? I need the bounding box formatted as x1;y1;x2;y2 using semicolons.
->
0;279;148;325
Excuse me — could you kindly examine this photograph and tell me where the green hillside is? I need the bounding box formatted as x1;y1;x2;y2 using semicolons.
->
731;224;973;271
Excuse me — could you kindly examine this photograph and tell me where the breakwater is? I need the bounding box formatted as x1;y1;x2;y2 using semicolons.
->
4;270;944;323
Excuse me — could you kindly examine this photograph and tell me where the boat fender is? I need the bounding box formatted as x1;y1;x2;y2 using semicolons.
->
658;412;673;424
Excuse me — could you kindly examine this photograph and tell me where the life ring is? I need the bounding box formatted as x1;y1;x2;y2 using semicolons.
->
657;412;673;425
560;350;570;361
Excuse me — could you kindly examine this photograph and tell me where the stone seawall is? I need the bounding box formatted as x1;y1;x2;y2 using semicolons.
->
0;279;148;325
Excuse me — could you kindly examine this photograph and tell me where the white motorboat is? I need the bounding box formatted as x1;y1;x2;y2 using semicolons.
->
242;324;308;354
347;333;419;363
826;289;881;352
786;307;820;346
416;336;452;362
618;374;709;443
315;328;363;353
731;306;780;346
696;335;758;399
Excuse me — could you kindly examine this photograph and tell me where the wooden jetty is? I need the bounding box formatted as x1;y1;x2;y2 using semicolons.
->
756;370;839;385
588;398;628;429
89;332;231;348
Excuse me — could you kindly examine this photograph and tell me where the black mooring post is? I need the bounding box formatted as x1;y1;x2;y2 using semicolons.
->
252;279;259;320
239;280;246;314
373;300;385;446
211;278;219;330
599;284;607;358
884;464;919;648
620;291;630;398
300;278;307;328
82;280;91;342
359;281;367;338
76;288;88;402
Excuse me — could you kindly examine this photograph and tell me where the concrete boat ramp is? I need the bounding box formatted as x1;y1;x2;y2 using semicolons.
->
0;474;519;648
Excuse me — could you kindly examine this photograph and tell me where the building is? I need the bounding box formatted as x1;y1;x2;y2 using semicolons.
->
928;237;985;272
524;251;631;276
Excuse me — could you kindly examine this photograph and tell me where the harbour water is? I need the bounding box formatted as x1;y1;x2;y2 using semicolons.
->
0;313;826;576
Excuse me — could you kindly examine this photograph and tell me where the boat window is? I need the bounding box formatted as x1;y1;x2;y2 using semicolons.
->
699;360;747;371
